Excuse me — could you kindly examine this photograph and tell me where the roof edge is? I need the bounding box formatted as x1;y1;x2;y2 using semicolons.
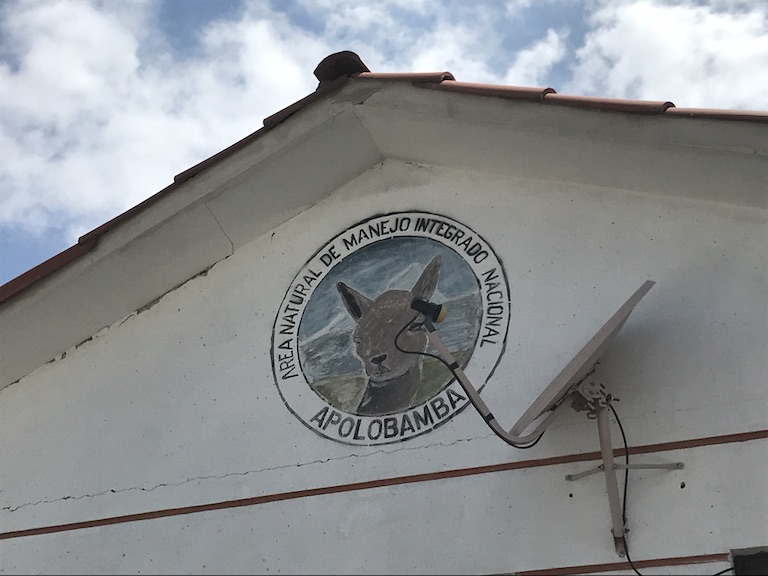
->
0;237;97;304
411;78;674;113
81;82;354;246
261;76;349;130
410;77;768;122
357;71;455;83
4;49;768;308
666;107;768;123
79;180;180;245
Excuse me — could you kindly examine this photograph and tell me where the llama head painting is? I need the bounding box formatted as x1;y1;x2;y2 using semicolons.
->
337;255;441;416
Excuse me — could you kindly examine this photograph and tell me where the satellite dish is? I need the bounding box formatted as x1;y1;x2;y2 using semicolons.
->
413;280;656;445
509;279;655;437
411;279;683;557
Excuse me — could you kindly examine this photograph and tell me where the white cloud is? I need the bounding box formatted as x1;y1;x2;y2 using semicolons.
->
569;0;768;108
506;0;533;14
504;28;568;86
296;0;508;82
1;0;766;262
0;0;327;241
0;0;515;244
298;0;429;39
406;20;502;83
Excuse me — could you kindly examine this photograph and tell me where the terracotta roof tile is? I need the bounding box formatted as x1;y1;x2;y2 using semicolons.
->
541;93;674;114
357;71;455;83
415;80;553;101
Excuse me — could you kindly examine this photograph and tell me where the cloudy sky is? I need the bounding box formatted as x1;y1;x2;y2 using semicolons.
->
1;0;767;286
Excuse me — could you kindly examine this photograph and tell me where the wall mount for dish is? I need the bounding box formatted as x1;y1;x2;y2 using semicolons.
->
565;374;684;557
412;280;684;556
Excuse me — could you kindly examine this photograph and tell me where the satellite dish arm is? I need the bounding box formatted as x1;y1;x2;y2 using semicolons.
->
420;317;566;447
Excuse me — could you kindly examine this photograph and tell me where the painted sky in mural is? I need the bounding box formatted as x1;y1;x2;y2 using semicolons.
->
298;237;480;381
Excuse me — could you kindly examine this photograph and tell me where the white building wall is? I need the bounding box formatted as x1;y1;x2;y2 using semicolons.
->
1;160;766;574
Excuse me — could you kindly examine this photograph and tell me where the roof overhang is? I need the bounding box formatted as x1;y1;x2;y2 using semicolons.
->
2;69;767;390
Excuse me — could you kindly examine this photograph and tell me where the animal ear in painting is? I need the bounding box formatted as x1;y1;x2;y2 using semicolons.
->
411;255;441;300
337;282;373;321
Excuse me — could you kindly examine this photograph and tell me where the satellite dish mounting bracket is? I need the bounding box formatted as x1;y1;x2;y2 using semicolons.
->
564;379;684;558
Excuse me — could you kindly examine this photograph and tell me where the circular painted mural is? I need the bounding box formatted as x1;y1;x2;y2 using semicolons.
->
271;212;510;445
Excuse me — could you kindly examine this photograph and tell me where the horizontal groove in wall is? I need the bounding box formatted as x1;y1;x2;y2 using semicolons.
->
1;428;766;541
513;551;730;575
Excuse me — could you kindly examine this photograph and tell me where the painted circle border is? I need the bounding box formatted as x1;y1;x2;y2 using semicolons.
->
270;211;511;445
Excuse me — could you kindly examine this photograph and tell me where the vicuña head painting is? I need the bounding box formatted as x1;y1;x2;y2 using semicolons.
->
298;236;482;418
337;255;441;416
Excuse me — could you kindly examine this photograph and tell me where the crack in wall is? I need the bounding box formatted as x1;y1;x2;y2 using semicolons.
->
3;264;225;391
204;202;235;255
1;433;492;513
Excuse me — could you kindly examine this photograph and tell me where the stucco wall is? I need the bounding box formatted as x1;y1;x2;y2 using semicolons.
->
1;160;766;574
